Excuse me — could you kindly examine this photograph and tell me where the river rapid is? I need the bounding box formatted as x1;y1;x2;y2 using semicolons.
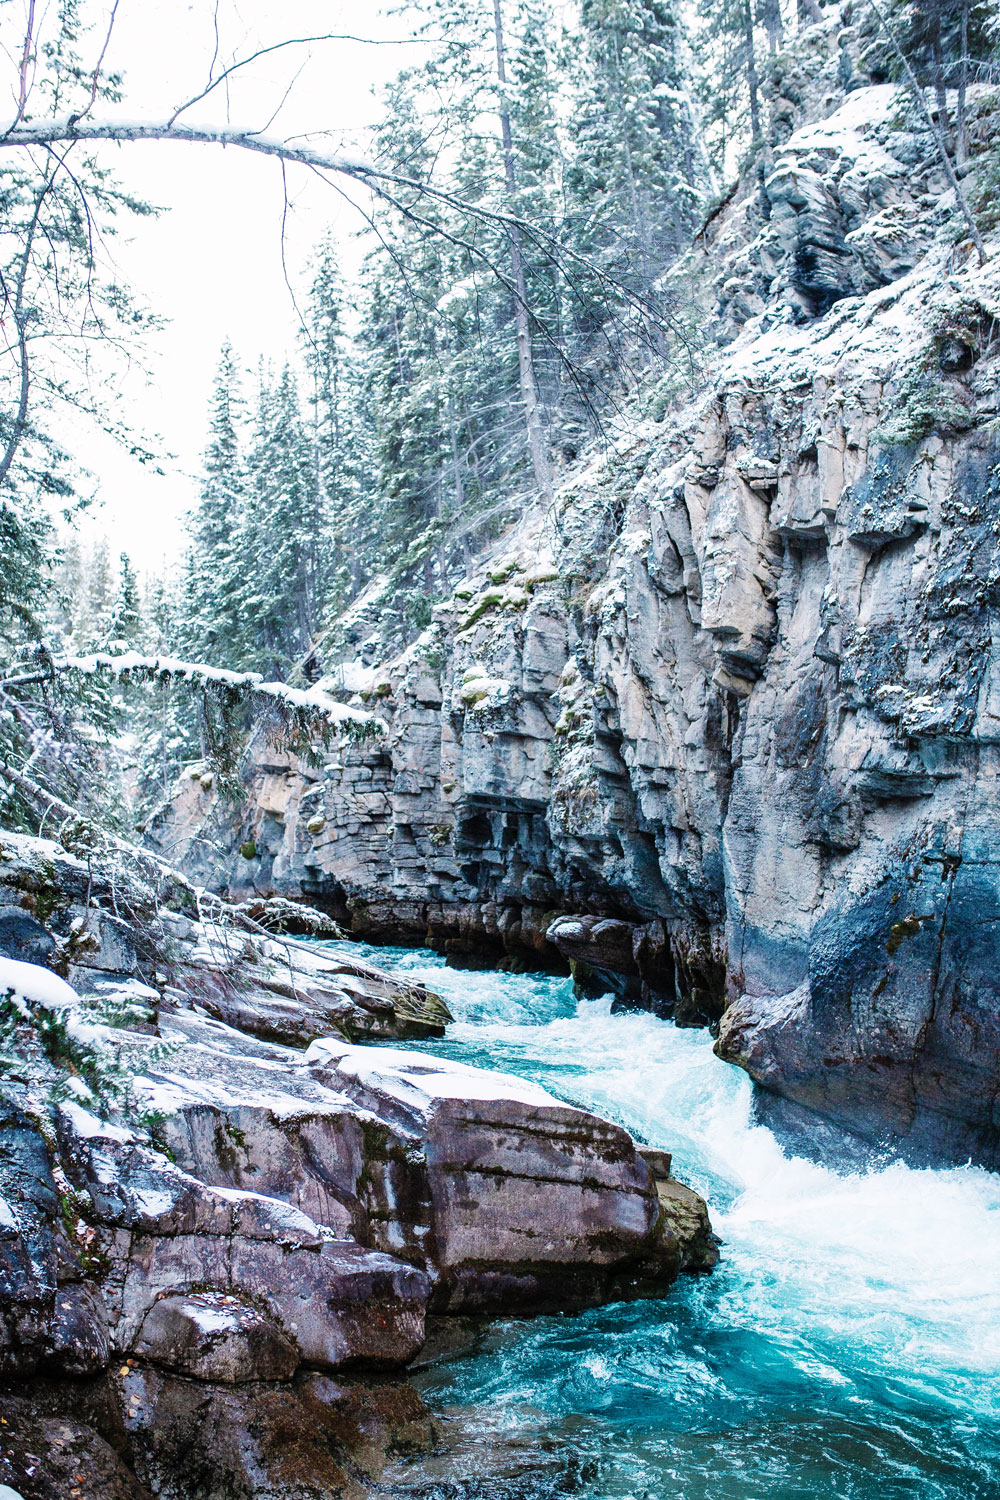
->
324;942;1000;1500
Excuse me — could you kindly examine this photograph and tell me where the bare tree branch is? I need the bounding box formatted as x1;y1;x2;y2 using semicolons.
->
71;0;122;128
0;116;685;340
0;153;65;487
166;31;423;128
12;0;37;131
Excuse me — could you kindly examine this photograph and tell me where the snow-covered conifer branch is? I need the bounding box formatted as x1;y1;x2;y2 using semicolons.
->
10;652;383;734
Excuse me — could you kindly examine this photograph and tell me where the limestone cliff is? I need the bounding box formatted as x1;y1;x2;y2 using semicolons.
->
152;63;1000;1168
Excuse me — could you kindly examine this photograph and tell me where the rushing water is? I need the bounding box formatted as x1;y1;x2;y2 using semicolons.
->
325;943;1000;1499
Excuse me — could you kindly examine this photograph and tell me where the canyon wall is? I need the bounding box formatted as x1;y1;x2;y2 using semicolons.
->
154;72;1000;1167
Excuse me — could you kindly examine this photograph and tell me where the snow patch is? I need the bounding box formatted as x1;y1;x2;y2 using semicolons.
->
305;1039;578;1110
0;955;78;1011
58;1101;134;1143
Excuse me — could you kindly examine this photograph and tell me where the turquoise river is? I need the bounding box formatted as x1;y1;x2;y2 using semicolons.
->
324;942;1000;1500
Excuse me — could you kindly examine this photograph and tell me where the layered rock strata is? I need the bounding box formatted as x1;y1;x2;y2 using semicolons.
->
152;72;1000;1167
0;828;451;1047
0;841;713;1497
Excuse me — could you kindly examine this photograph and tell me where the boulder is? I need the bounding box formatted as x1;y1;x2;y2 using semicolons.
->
65;1121;430;1372
139;1010;713;1314
132;1294;298;1383
0;1398;151;1500
0;907;55;967
0;1101;109;1379
307;1040;683;1307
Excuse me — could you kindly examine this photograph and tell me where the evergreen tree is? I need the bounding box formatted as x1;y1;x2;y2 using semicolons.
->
304;239;371;611
240;365;329;677
86;537;114;647
132;569;190;818
352;1;568;614
697;0;765;179
182;345;246;669
104;553;143;649
50;536;85;645
568;0;702;283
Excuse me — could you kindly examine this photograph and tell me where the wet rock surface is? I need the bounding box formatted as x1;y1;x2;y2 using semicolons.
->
132;1294;299;1384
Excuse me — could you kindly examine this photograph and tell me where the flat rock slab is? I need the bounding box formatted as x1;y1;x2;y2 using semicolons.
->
170;929;451;1048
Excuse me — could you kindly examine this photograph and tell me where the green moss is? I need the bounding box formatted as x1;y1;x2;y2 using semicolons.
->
32;862;65;926
59;1186;108;1277
239;840;258;861
886;915;929;955
461;589;505;628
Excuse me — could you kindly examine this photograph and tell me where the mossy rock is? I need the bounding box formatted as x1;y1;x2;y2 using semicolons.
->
460;590;505;628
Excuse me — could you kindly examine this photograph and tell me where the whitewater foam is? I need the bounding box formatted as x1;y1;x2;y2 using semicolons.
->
323;942;1000;1496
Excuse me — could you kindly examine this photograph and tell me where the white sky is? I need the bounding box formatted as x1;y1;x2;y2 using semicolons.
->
34;0;428;578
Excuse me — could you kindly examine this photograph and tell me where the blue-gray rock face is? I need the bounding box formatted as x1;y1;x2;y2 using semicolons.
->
152;85;1000;1167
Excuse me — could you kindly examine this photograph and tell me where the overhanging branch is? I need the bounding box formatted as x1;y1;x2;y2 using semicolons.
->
0;116;685;335
2;651;384;736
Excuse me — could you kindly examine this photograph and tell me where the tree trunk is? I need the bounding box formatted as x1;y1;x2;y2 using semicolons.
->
449;400;467;521
760;0;783;54
931;26;951;142
492;0;553;504
956;0;969;167
868;0;985;264
743;0;762;145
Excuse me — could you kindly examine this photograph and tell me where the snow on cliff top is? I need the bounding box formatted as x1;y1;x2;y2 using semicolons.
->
787;83;898;158
721;82;1000;393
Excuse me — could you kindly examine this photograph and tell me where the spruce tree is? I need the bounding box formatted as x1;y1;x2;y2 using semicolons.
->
86;537;114;647
569;0;702;282
104;553;143;650
304;239;371;611
183;345;247;669
240;365;329;677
